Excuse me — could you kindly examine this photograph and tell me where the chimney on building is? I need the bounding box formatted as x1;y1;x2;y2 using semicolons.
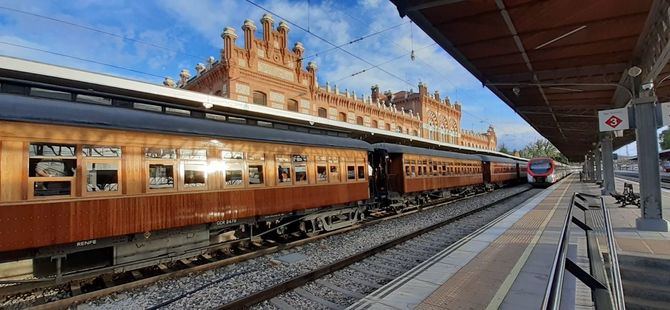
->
434;90;440;101
242;19;256;51
277;21;289;51
221;27;238;64
418;82;428;97
371;84;380;103
261;14;274;43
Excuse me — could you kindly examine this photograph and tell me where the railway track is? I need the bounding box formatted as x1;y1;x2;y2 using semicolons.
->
615;171;670;190
214;187;539;310
0;186;524;309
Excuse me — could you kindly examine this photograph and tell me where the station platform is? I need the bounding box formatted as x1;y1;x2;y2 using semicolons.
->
350;175;593;309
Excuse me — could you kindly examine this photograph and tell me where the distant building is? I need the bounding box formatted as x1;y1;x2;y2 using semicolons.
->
178;14;496;151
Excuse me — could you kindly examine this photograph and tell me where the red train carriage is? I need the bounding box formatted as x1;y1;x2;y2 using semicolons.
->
527;157;569;186
0;94;370;274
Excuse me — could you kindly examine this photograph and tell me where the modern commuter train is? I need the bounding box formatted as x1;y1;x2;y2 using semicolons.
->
526;157;569;186
0;79;526;277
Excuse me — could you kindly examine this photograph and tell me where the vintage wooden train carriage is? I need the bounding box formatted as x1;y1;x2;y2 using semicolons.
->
374;143;485;195
0;93;370;265
480;155;524;185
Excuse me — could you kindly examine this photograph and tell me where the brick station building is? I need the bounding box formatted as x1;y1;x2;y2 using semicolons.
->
176;14;496;151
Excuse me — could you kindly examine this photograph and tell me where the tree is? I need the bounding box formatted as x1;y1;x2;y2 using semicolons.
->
519;138;568;162
660;128;670;150
498;144;511;155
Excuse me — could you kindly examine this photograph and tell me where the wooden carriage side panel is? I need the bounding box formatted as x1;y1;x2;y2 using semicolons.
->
0;182;368;252
0;140;25;202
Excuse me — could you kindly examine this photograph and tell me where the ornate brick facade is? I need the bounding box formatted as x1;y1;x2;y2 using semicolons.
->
178;14;496;151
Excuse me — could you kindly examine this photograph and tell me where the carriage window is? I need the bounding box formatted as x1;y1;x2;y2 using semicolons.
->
411;166;416;177
357;166;365;180
417;165;423;176
317;165;328;182
29;143;77;197
277;156;292;184
183;163;206;187
86;162;119;192
145;148;176;159
422;166;427;176
149;164;174;189
180;149;207;160
442;165;447;175
405;165;410;176
83;146;121;157
316;156;328;183
329;157;339;182
248;164;264;185
223;151;244;160
225;162;243;186
347;165;356;180
293;155;308;184
433;165;438;175
180;149;207;188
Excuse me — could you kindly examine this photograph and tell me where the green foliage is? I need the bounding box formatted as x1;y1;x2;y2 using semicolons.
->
660;128;670;150
498;144;511;155
519;138;568;163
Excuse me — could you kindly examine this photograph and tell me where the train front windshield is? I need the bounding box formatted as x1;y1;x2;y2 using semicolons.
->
529;159;552;174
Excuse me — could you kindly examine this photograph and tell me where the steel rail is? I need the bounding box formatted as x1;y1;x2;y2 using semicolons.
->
7;187;508;309
214;188;534;309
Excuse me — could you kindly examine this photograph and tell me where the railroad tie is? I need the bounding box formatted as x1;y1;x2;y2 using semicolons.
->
69;282;82;296
349;265;397;281
339;273;382;289
269;297;296;310
315;279;366;299
294;288;344;310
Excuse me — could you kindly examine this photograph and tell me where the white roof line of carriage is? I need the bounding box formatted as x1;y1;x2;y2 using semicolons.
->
0;56;525;161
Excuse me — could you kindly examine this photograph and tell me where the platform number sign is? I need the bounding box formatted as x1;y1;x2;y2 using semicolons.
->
598;108;630;132
662;102;670;126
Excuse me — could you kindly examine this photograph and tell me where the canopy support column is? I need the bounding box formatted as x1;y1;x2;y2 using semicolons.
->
633;96;668;231
601;133;615;195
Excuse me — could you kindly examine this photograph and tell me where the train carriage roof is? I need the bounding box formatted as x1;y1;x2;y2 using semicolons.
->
373;143;482;161
478;155;524;164
0;94;372;150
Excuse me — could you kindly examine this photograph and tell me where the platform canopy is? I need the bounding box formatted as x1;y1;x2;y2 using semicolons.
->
392;0;670;161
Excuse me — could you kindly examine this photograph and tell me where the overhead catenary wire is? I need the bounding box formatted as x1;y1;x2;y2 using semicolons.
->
332;4;492;127
0;41;167;80
0;4;407;77
245;0;416;89
0;5;204;61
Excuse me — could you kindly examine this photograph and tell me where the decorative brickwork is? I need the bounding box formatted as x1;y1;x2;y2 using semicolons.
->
179;14;496;151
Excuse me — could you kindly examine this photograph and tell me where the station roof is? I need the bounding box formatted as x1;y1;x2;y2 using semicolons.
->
392;0;670;161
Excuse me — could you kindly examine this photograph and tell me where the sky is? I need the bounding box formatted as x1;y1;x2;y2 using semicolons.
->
0;0;583;152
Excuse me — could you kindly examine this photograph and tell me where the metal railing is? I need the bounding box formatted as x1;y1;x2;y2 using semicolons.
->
543;192;625;310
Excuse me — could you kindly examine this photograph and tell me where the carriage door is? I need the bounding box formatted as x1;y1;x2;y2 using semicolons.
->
516;163;521;178
482;161;492;184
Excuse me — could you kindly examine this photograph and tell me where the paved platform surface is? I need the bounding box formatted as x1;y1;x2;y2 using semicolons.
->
349;175;594;310
609;177;670;257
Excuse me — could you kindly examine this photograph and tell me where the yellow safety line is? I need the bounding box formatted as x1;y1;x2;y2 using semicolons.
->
485;177;574;310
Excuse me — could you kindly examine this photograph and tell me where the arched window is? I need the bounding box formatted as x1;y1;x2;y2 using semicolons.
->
318;108;327;118
412;130;418;136
356;116;364;125
372;120;378;128
338;112;347;122
214;90;222;96
252;91;267;106
397;126;403;133
287;99;299;112
385;123;391;131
